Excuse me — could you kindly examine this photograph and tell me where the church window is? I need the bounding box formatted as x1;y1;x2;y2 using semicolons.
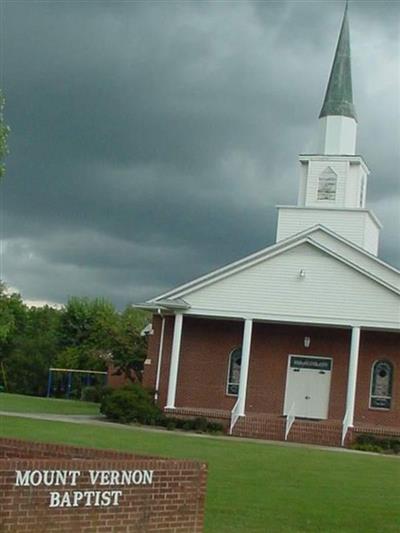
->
370;360;393;409
227;347;242;395
317;167;337;201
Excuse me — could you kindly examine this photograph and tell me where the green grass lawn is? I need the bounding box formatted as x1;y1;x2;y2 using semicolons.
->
0;392;100;415
1;415;399;533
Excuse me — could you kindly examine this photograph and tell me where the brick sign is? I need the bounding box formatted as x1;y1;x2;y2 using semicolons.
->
0;438;207;532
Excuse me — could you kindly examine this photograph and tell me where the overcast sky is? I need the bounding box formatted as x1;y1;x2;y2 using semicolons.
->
1;0;399;308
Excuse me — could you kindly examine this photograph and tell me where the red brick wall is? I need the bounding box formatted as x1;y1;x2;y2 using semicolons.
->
107;367;132;389
246;323;350;419
0;438;207;533
176;317;242;411
143;315;175;407
143;316;399;430
355;331;400;427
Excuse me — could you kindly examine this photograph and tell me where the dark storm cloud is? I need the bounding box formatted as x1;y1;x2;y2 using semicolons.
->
1;0;399;307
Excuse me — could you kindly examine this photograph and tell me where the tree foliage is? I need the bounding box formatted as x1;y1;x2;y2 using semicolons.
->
0;285;150;396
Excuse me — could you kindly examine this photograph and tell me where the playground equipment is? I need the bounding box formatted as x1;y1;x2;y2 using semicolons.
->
46;367;107;399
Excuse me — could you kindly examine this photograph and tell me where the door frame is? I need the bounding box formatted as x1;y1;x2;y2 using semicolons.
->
283;354;334;419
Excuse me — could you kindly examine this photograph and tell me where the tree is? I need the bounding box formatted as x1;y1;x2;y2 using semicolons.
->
0;90;10;180
60;298;149;382
6;305;62;395
0;283;28;391
109;306;149;383
59;297;119;371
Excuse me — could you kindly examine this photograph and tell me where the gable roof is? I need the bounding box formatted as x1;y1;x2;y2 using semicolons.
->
144;225;399;308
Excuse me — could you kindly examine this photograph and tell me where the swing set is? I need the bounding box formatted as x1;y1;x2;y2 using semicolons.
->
46;367;107;399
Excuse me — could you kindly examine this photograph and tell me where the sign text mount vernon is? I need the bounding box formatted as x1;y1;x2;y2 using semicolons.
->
15;469;154;508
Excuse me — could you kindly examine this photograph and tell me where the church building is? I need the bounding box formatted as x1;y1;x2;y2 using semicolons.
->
135;5;400;447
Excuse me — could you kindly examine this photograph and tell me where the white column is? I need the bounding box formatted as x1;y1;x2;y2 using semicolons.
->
154;316;166;401
166;313;183;409
345;326;361;427
236;319;253;417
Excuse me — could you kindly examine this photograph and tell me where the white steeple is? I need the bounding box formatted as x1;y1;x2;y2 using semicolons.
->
276;3;381;255
318;1;358;156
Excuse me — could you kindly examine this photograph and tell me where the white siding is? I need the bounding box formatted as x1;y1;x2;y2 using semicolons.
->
363;215;380;256
276;207;380;253
184;243;400;329
347;163;367;208
300;156;367;210
297;162;308;206
311;230;398;289
318;116;357;155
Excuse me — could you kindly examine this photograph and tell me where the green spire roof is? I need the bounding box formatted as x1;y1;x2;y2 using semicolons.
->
319;2;357;121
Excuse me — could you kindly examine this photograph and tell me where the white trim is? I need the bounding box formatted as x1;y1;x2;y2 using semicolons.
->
181;307;400;331
154;316;166;401
283;354;333;418
151;238;307;302
160;235;399;300
148;226;398;305
368;359;394;411
225;346;242;397
236;319;253;417
276;205;382;230
307;225;399;274
345;326;361;428
165;313;183;409
298;154;370;175
307;238;400;294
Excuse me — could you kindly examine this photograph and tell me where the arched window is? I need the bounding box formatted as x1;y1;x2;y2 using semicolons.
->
370;360;393;409
317;167;337;201
227;347;242;395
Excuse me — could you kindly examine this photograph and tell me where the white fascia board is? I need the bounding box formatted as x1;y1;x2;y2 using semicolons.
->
151;238;310;301
298;154;370;174
306;238;400;295
183;307;400;332
148;226;328;303
276;206;382;229
133;300;190;312
151;228;399;302
310;226;400;275
148;223;398;303
133;303;170;312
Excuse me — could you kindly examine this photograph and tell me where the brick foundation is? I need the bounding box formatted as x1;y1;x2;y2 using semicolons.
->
0;438;207;533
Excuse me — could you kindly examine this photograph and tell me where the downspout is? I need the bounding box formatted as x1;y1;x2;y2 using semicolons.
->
154;308;166;403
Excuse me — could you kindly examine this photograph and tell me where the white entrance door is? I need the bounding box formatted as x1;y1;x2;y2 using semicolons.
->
283;355;333;420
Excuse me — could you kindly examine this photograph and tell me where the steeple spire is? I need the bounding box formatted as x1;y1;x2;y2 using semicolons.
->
319;2;357;121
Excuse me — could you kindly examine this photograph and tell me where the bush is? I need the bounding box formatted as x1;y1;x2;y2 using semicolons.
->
100;386;225;434
100;384;163;424
193;417;209;432
159;415;223;434
81;386;99;402
352;434;400;454
206;421;224;434
351;443;383;454
81;385;112;403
